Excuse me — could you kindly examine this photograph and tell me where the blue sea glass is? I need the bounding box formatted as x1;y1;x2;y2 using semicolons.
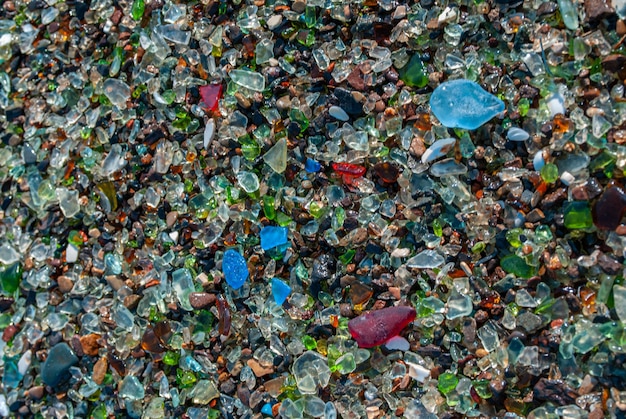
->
260;226;289;251
222;249;248;290
430;79;505;130
305;158;321;173
271;278;291;305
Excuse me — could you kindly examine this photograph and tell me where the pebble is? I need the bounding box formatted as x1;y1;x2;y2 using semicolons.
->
584;0;615;21
27;386;44;400
189;292;217;309
92;357;108;385
57;275;74;294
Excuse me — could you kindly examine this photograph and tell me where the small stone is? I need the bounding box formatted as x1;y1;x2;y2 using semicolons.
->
348;306;416;348
79;333;102;356
585;0;615;21
329;105;349;121
429;79;505;129
27;386;44;400
526;209;545;222
222;249;249;290
260;226;289;251
189;292;217;309
41;342;79;387
92;357;108;385
533;379;578;405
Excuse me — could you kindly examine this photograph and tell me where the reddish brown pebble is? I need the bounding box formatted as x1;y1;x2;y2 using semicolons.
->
189;292;217;309
92;357;108;385
79;334;102;356
27;386;44;400
57;276;74;294
2;325;19;342
593;186;626;230
348;305;416;348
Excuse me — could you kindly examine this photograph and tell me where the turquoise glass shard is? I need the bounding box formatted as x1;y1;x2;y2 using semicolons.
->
260;226;288;250
429;79;505;130
271;278;291;305
41;343;79;387
222;249;248;290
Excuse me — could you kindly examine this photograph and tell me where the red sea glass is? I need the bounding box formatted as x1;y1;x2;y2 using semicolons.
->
348;305;416;348
332;162;366;185
199;83;223;112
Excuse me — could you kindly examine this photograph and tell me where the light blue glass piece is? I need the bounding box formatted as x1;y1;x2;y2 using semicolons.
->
222;249;248;290
271;278;291;305
430;79;505;130
260;226;289;250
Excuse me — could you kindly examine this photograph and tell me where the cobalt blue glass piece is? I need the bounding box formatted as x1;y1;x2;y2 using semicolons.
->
222;249;248;290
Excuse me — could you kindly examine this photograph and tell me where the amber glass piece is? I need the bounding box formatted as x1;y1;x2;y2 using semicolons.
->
413;113;432;131
349;282;373;306
373;162;400;184
552;114;573;134
348;306;416;348
141;327;166;353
